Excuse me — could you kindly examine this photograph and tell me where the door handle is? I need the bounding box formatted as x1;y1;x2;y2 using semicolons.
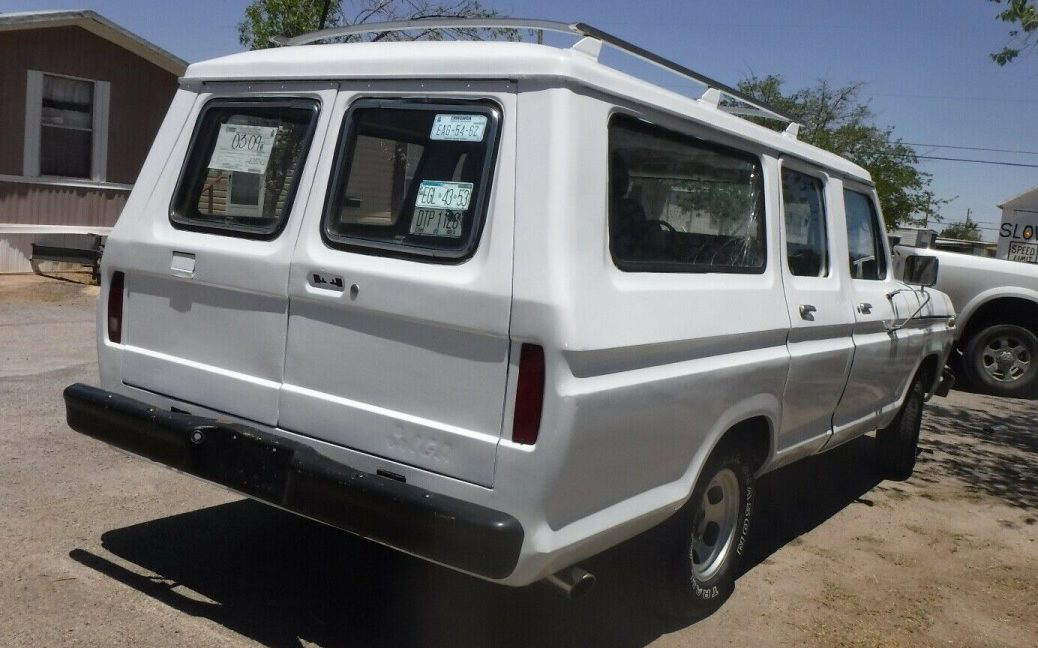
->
799;304;817;320
858;302;873;315
308;271;345;292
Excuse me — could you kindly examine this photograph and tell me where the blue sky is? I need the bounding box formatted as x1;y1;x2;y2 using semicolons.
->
4;0;1037;239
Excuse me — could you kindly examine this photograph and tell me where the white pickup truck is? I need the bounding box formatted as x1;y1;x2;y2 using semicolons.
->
894;244;1038;398
63;19;956;619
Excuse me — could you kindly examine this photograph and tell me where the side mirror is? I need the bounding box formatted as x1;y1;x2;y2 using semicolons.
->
903;255;938;287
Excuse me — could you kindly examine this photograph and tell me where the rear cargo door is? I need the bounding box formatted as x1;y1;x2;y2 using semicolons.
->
120;87;336;425
278;84;516;487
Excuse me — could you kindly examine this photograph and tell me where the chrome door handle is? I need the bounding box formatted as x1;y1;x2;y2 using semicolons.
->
858;302;873;315
799;304;817;320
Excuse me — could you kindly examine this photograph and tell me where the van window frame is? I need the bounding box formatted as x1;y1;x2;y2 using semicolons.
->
320;98;503;263
843;187;890;281
779;164;830;278
169;97;321;240
607;113;768;275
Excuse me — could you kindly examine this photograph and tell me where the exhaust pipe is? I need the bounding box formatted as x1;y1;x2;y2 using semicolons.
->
541;566;596;600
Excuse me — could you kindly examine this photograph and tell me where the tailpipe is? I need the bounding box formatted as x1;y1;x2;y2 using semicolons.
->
541;566;596;600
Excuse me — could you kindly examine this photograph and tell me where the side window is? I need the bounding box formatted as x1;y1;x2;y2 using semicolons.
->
608;115;766;273
170;99;319;238
781;169;828;277
322;100;501;260
844;189;888;280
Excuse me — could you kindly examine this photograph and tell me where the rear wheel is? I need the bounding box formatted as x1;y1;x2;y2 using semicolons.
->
653;447;754;620
876;375;925;480
963;324;1038;398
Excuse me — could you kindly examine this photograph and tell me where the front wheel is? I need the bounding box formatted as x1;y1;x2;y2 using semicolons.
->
876;375;925;479
963;324;1038;398
653;447;754;620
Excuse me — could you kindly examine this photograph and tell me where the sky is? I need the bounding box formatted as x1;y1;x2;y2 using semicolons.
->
3;0;1037;240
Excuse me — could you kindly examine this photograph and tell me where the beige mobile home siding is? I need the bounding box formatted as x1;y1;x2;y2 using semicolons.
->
0;181;127;227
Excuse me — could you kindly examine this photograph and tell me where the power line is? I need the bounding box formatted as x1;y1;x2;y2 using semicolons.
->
884;153;1038;168
905;142;1038;156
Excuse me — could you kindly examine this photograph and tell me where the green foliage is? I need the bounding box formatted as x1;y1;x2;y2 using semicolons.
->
239;0;512;50
736;75;947;229
940;219;983;241
240;0;341;49
990;0;1038;65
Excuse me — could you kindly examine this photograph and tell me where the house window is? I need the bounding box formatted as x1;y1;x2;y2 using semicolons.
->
23;71;110;181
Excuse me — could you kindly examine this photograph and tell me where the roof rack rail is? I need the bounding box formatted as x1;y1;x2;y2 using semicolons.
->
271;17;793;124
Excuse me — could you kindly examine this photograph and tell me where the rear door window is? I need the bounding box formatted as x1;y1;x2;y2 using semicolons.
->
781;169;828;277
322;100;501;260
171;99;319;238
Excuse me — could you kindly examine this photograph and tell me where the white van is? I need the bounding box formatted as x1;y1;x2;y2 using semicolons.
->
64;19;955;618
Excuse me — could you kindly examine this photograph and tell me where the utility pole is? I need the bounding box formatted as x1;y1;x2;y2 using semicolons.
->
319;0;332;30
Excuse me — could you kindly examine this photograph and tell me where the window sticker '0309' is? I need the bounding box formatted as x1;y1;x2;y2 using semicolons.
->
415;180;473;211
209;124;280;174
430;114;487;141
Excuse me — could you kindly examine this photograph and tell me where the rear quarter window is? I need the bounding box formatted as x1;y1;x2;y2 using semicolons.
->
170;99;319;238
609;115;767;274
322;99;501;261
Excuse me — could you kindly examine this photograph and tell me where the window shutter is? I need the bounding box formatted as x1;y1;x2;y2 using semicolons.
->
91;80;111;181
23;70;43;176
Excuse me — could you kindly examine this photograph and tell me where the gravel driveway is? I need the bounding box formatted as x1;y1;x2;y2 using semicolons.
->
2;275;1036;648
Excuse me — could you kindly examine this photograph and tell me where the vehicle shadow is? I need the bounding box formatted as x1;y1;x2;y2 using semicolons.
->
919;401;1038;510
69;437;882;648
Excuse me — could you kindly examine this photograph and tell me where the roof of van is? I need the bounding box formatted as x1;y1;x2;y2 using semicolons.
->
185;40;872;183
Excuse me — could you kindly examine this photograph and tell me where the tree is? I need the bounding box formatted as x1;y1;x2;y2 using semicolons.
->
736;75;947;229
940;218;983;241
239;0;513;50
990;0;1038;65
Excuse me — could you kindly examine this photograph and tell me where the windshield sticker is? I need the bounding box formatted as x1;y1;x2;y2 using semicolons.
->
410;208;463;238
430;114;487;142
415;180;473;211
208;124;279;175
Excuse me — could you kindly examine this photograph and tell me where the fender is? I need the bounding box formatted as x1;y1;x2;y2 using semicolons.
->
956;287;1038;340
676;392;780;505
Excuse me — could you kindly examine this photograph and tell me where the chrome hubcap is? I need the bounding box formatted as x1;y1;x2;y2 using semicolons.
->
981;336;1031;383
690;468;740;582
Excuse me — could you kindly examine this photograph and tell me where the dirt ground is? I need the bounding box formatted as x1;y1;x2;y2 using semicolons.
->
1;274;1036;648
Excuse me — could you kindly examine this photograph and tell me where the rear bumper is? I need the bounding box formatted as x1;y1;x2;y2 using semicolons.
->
63;383;524;579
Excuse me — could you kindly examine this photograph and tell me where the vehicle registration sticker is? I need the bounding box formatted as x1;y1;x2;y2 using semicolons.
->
430;114;487;142
410;208;463;238
1008;241;1038;263
415;180;473;211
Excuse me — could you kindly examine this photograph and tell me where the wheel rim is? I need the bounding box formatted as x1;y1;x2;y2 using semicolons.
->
689;468;741;582
980;335;1032;383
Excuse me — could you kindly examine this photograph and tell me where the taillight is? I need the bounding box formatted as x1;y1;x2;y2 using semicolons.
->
512;343;545;445
107;271;125;343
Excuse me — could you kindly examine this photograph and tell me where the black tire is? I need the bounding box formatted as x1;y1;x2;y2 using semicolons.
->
876;375;925;480
653;447;754;620
962;324;1038;399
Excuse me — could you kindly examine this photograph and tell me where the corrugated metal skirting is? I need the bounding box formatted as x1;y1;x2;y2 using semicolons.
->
0;181;127;272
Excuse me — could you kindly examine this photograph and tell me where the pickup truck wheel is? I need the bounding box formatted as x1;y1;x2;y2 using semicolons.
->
654;448;754;620
963;324;1038;398
875;376;925;480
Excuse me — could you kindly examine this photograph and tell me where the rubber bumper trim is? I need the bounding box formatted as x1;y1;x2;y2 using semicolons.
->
62;383;523;579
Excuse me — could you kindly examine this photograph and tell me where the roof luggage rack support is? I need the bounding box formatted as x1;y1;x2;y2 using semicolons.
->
271;17;794;124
